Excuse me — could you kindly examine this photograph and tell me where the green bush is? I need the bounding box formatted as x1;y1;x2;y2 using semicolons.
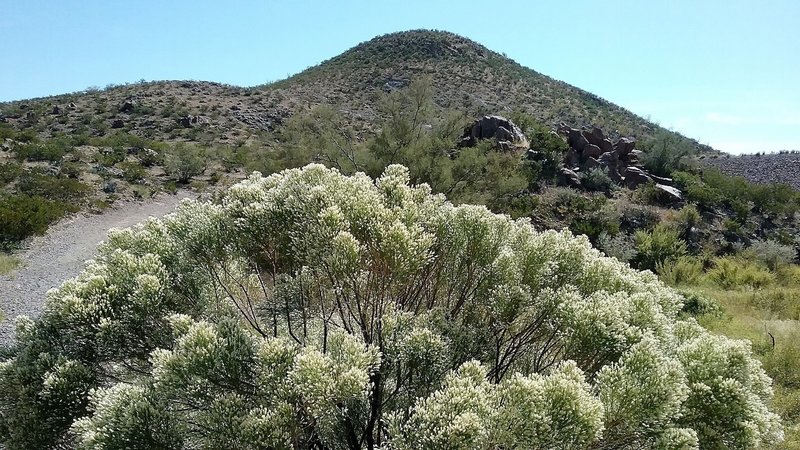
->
707;257;776;290
749;239;796;271
164;143;207;183
679;290;722;318
0;194;74;250
118;160;148;183
580;167;615;192
657;256;703;285
632;224;687;271
17;171;91;202
640;131;695;177
748;289;800;320
0;162;22;185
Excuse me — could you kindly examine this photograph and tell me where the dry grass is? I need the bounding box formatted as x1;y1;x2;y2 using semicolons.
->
0;253;20;276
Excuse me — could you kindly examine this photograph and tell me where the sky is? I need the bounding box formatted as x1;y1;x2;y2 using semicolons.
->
0;0;797;154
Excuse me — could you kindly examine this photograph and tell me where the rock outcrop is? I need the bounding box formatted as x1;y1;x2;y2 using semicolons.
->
460;115;529;151
555;123;684;203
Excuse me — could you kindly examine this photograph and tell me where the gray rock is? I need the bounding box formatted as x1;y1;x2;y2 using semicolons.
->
559;168;582;188
585;157;601;169
614;137;636;156
655;184;683;203
600;138;614;154
568;129;589;152
623;166;653;189
583;143;603;159
459;115;529;150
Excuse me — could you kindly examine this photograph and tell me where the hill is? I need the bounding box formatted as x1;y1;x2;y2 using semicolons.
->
0;30;696;147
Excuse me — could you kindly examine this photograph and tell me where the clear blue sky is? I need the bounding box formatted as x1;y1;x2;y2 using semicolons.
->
1;0;797;154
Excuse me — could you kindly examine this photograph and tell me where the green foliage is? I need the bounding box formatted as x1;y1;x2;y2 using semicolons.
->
164;143;207;183
632;224;688;271
678;290;722;318
580;167;615;192
640;130;696;177
0;195;74;250
749;239;796;271
0;163;22;185
657;256;704;286
597;231;637;263
707;257;776;290
0;165;783;449
17;171;92;202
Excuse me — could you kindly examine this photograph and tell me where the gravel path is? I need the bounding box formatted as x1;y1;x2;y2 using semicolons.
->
0;191;194;346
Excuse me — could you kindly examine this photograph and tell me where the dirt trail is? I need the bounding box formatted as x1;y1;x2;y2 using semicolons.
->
0;191;193;346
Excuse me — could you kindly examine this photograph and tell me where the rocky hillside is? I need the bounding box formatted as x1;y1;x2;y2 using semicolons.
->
700;152;800;190
0;30;698;148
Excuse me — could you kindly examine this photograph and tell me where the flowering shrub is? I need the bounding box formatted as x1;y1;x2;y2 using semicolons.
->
0;164;783;449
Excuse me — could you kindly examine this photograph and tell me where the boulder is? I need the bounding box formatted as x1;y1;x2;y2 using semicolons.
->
598;151;619;168
623;166;653;189
111;119;125;129
51;105;61;115
585;157;601;169
565;147;580;167
179;115;210;128
559;168;582;189
655;184;683;203
651;174;675;186
614;137;636;156
568;129;589;152
119;99;137;113
583;143;603;159
582;127;606;147
459;115;529;150
67;102;77;109
600;138;614;154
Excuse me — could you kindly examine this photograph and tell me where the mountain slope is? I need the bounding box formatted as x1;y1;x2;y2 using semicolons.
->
0;30;694;148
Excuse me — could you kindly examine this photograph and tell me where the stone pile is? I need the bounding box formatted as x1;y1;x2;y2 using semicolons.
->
556;123;682;203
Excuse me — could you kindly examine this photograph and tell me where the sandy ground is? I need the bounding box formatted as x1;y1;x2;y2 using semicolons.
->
0;191;194;346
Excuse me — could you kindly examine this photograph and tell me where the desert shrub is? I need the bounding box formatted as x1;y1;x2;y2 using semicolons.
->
707;257;776;290
678;290;722;318
118;160;147;183
640;131;695;177
13;141;68;162
0;194;73;250
619;203;660;231
17;171;92;202
632;224;688;271
0;162;22;185
0;165;783;449
672;171;722;208
164;143;207;183
762;330;800;389
597;231;637;263
672;204;701;231
750;239;797;271
580;167;615;192
748;289;800;320
657;256;703;286
777;264;800;287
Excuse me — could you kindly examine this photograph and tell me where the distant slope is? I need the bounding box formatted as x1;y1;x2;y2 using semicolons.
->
0;30;699;149
700;152;800;189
